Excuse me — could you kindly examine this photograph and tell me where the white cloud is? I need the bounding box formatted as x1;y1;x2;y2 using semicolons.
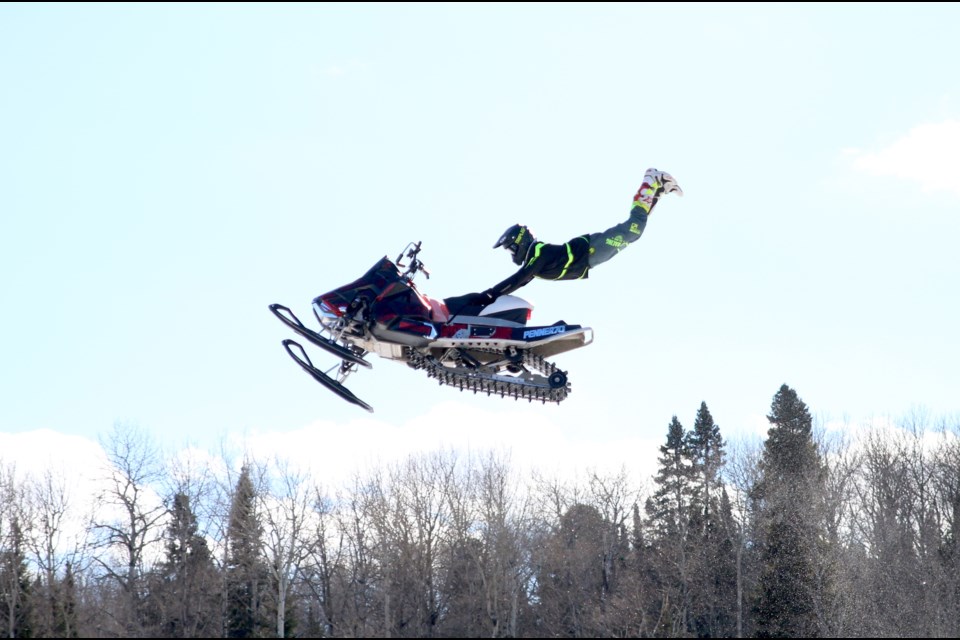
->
2;403;663;507
0;431;111;562
848;119;960;197
1;411;662;566
0;429;108;487
233;400;662;488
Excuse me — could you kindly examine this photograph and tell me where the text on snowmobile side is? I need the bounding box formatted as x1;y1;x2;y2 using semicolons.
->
523;326;566;339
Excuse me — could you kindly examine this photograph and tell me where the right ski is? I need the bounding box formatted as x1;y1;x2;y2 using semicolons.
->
282;340;373;412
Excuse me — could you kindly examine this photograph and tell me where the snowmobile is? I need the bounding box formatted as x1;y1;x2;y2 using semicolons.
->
269;241;593;412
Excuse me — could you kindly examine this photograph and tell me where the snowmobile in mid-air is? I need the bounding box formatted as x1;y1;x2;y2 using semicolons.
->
269;241;593;412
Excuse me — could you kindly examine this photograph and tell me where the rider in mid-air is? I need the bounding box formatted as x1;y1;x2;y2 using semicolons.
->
450;168;682;310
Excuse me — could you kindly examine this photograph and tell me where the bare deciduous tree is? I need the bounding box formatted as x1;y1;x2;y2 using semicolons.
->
25;468;90;638
725;435;762;638
90;422;167;636
254;457;318;638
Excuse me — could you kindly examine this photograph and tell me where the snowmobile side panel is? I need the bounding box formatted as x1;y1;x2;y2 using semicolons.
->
429;325;592;355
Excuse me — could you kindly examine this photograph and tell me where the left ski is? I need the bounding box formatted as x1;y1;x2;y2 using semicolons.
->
270;304;371;368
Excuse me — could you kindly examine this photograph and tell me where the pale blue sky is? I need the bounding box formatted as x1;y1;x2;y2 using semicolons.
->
2;3;959;480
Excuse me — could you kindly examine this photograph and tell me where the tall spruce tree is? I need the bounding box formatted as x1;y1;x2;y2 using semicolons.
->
645;415;696;635
646;416;694;540
225;465;270;638
685;402;737;637
750;384;827;637
687;402;725;529
150;493;220;637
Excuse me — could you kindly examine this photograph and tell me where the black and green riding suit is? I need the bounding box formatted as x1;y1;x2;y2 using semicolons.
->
486;208;650;298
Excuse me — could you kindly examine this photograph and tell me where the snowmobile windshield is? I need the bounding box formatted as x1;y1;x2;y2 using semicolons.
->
313;256;404;312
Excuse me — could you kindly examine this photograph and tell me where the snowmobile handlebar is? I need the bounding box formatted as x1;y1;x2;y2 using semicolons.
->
396;241;429;280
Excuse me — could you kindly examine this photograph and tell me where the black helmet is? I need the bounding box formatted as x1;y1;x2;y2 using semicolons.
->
493;224;535;265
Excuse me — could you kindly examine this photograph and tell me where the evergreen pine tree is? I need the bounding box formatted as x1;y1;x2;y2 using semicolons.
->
644;415;696;635
646;416;694;540
225;465;270;638
152;493;221;637
687;402;725;528
750;384;826;638
685;402;738;637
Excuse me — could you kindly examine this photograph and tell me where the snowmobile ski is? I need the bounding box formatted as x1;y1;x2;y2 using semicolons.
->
270;304;371;368
282;339;373;413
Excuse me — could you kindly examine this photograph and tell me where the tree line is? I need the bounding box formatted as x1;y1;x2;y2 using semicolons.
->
1;383;958;637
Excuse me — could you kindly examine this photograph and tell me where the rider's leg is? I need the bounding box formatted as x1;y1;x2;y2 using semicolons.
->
587;210;649;268
587;168;682;268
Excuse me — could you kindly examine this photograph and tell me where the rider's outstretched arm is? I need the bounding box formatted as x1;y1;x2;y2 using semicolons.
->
486;262;538;298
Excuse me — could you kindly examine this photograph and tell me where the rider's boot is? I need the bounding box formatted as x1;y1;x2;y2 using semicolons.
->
632;168;683;213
